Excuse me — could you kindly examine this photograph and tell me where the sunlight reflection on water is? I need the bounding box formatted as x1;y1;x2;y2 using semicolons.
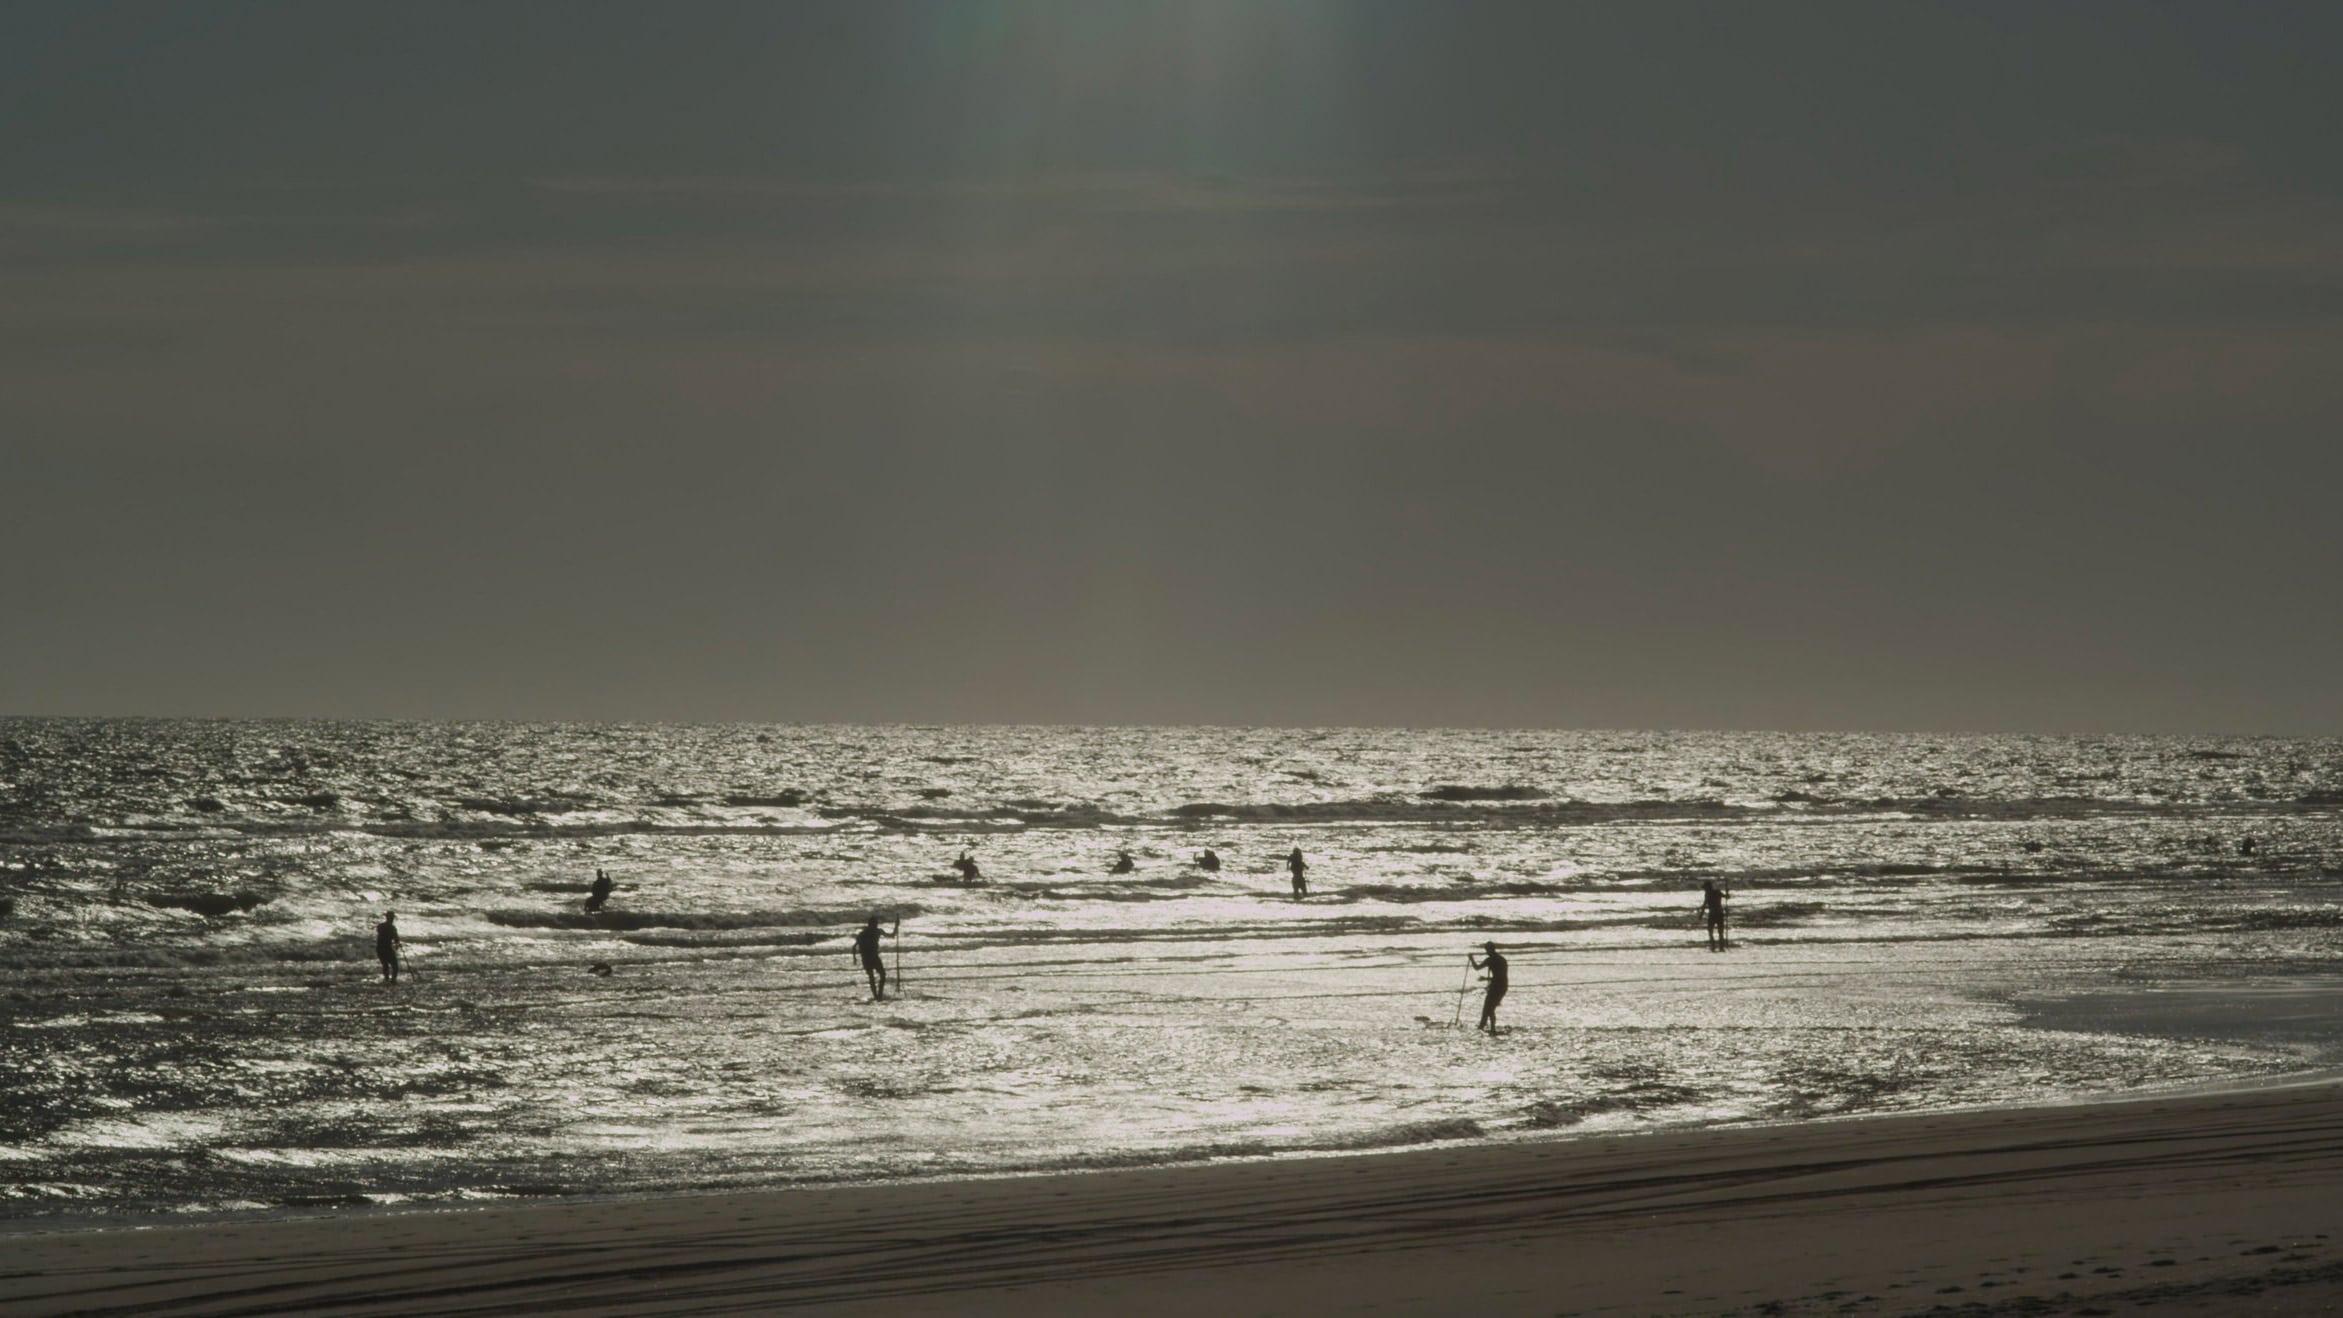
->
1;720;2337;1218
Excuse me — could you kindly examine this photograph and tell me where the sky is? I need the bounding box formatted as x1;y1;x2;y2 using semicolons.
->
4;1;2340;733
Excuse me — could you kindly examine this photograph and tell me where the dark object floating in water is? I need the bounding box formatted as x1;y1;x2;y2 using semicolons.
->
189;796;227;813
283;792;340;810
1421;785;1547;802
588;963;613;977
147;890;271;917
724;790;809;808
2022;840;2046;853
918;788;952;799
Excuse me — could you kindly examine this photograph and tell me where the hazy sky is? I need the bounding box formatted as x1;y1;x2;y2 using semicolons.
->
5;1;2340;732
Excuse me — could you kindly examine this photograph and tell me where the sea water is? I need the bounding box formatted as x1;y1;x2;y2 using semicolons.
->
2;720;2338;1219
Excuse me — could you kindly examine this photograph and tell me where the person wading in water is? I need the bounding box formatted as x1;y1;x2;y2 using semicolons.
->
1700;880;1730;950
1287;847;1309;898
1468;941;1508;1033
853;915;899;1001
375;912;402;983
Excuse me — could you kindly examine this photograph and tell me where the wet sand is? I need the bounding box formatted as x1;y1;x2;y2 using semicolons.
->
7;1079;2341;1316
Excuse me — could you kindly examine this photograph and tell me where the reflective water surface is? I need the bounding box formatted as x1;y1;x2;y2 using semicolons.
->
2;721;2337;1218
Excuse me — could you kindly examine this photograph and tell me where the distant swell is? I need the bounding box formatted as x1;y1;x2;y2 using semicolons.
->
480;905;921;933
9;787;2339;847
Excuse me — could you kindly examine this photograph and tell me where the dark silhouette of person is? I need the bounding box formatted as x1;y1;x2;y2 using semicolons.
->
853;915;898;1001
1198;848;1221;872
1287;847;1309;898
952;850;983;882
1700;880;1729;950
2240;836;2258;856
1110;848;1135;875
375;912;401;982
1468;941;1508;1033
585;868;614;913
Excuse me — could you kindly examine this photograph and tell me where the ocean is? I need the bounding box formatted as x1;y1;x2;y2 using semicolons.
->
2;719;2338;1221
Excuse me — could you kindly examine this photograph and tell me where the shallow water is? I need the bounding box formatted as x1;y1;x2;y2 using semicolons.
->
2;720;2338;1219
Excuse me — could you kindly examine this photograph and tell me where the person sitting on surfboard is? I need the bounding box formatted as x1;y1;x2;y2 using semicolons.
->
1110;848;1135;875
584;868;614;913
1287;847;1309;897
951;850;983;882
853;915;898;1001
1197;848;1221;872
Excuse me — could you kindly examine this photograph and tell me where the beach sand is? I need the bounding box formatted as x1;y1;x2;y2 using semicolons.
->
7;1080;2340;1316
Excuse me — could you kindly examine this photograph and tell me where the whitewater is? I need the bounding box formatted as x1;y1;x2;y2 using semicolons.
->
2;719;2338;1221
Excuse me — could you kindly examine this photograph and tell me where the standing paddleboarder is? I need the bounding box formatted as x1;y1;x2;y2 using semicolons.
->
584;868;615;913
375;911;402;983
1467;941;1508;1033
853;915;899;1001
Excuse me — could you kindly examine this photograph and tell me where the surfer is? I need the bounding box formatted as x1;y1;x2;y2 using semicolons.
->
584;868;614;913
1110;848;1135;875
1467;941;1508;1033
2240;836;2258;857
1287;847;1309;898
375;912;402;983
1197;848;1221;872
1700;880;1729;950
853;915;899;1001
951;850;983;882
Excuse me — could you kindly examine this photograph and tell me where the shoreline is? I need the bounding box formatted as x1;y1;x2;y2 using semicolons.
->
7;1063;2332;1242
9;1076;2342;1315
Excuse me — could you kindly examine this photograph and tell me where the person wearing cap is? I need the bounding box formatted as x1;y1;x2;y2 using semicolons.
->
375;912;402;982
1466;940;1508;1033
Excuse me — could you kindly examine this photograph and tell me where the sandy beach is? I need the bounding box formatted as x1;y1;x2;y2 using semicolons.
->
8;1078;2340;1316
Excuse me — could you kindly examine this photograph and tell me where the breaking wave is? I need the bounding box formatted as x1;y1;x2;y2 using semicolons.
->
479;905;924;933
